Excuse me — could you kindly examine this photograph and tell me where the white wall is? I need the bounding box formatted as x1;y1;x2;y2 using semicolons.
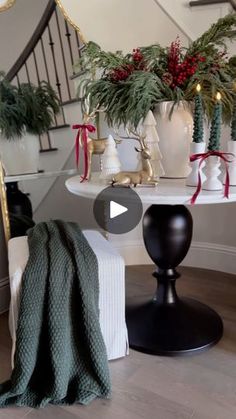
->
59;0;187;50
0;0;48;73
155;0;232;40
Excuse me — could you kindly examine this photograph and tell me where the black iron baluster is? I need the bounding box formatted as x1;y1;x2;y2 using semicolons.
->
47;132;52;149
16;74;20;87
48;23;62;100
40;36;58;127
64;20;74;71
39;135;43;151
48;21;66;124
55;8;71;100
74;29;82;58
40;37;50;83
25;62;30;83
33;50;40;85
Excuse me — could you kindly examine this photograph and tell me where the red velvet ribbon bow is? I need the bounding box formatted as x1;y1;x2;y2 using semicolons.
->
190;151;234;204
72;124;96;182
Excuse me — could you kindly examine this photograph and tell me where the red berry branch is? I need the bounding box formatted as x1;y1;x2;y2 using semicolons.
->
166;37;206;89
109;48;146;82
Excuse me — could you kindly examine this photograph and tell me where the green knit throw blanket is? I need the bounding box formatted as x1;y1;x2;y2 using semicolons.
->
0;221;111;408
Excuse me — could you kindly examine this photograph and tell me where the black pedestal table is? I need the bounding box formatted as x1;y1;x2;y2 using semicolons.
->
65;176;234;356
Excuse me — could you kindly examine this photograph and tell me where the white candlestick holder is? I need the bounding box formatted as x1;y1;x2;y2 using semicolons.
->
202;155;223;191
186;142;206;187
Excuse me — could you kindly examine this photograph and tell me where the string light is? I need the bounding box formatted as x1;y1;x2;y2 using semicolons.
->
196;83;201;93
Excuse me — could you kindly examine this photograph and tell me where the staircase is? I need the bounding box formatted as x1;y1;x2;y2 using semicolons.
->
6;0;84;151
4;0;89;216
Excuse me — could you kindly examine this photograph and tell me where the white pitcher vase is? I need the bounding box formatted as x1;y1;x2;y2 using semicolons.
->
226;140;236;186
153;101;194;178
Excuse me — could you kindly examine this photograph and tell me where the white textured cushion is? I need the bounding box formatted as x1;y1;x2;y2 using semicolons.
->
8;230;128;367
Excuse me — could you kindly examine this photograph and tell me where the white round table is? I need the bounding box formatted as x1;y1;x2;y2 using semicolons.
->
66;175;236;356
66;174;236;205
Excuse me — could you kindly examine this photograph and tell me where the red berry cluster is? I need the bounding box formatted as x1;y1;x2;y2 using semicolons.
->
109;64;135;82
167;38;206;89
132;48;143;63
109;48;145;82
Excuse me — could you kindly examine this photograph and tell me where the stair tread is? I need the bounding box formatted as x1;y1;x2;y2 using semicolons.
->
62;98;81;106
48;124;70;131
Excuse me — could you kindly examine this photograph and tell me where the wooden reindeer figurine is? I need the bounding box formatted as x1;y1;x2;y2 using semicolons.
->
111;131;158;187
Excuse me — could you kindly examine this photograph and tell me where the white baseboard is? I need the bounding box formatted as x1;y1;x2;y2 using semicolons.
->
113;240;236;275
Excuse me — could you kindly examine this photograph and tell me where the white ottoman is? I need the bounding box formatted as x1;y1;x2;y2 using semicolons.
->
8;230;128;367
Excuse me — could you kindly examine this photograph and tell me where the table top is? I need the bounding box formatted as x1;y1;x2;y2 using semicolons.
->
66;173;236;206
5;169;78;183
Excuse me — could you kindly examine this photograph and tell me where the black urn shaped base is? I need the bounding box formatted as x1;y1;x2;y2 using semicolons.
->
126;297;223;356
126;205;223;356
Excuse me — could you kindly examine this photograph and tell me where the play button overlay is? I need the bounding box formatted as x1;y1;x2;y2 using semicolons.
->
93;186;143;234
110;201;128;219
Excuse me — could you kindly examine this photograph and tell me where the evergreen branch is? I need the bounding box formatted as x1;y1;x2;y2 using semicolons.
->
188;13;236;55
0;76;60;139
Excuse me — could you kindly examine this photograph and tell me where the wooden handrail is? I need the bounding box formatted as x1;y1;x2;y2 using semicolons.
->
6;0;56;81
189;0;236;9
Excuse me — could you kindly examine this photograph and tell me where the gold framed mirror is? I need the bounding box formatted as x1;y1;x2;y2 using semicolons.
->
0;0;16;12
0;161;10;243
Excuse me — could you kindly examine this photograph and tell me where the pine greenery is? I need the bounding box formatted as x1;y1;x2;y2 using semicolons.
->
77;13;236;128
188;14;236;55
0;73;60;139
231;100;236;140
208;102;222;151
193;94;204;143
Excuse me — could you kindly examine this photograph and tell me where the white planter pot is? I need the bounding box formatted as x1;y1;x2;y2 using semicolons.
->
153;101;194;178
0;134;39;175
202;155;222;191
226;140;236;186
186;142;206;187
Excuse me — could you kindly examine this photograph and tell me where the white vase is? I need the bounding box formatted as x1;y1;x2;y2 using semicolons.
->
226;140;236;186
202;155;222;191
0;134;39;176
153;101;194;178
186;142;206;187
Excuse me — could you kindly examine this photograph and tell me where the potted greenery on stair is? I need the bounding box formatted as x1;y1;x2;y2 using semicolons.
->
0;73;60;175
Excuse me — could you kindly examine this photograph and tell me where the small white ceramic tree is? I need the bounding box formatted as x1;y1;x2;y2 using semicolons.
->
141;110;165;179
100;134;121;182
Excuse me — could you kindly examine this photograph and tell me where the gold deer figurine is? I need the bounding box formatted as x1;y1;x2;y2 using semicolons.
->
77;106;120;180
111;130;158;187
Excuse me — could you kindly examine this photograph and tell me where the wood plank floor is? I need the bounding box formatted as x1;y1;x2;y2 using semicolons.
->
0;265;235;419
